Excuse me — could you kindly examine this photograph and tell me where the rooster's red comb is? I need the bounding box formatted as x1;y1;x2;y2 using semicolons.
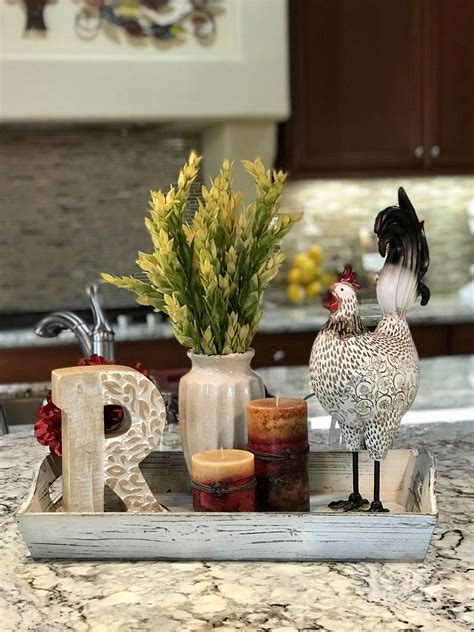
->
339;265;361;290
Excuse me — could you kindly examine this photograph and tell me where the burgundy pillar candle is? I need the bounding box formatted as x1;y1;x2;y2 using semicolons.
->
191;449;256;512
247;398;310;512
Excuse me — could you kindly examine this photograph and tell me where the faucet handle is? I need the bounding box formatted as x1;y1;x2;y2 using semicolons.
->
34;285;114;362
87;283;114;335
87;283;115;362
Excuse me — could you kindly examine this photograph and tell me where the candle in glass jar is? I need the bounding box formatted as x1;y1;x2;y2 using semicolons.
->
191;449;256;512
247;398;310;512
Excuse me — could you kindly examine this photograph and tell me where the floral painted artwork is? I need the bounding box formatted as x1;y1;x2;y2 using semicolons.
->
75;0;223;41
22;0;50;32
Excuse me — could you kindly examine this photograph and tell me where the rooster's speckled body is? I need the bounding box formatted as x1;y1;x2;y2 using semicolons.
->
310;292;419;461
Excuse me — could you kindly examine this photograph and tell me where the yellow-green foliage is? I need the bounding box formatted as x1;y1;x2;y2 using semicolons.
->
102;153;302;355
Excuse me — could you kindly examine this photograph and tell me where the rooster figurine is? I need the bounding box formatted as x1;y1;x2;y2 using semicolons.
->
309;188;430;512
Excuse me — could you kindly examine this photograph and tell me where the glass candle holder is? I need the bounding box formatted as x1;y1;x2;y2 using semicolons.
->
191;449;256;512
247;398;310;512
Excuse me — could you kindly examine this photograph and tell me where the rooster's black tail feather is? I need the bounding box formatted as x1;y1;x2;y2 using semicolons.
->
374;187;430;315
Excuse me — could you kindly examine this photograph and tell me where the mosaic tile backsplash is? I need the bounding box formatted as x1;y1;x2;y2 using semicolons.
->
0;125;201;313
1;124;473;314
280;176;474;298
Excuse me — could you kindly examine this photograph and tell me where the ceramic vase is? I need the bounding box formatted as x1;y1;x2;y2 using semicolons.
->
178;349;265;471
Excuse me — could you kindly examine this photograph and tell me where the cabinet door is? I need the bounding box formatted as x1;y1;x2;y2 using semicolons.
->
425;0;474;171
280;0;425;176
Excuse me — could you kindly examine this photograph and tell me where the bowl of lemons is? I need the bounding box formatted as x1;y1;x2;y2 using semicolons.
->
287;245;338;305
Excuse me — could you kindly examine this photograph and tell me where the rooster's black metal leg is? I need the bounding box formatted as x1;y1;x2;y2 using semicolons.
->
368;460;389;512
329;452;369;511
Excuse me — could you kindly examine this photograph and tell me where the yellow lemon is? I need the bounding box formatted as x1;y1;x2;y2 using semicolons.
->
288;283;305;304
292;252;311;269
306;281;322;298
287;268;302;284
308;245;323;264
300;260;317;283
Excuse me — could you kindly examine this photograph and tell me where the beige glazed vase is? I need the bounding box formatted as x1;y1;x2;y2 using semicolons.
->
178;349;265;471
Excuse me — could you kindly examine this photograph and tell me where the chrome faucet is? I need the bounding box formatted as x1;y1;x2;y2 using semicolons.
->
34;284;115;361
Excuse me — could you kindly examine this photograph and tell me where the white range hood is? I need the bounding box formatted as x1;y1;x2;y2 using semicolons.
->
0;0;289;190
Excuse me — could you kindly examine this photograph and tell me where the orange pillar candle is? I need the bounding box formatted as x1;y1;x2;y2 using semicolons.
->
247;398;310;512
191;449;256;512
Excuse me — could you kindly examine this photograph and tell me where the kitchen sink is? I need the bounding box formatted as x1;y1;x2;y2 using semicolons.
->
0;396;44;433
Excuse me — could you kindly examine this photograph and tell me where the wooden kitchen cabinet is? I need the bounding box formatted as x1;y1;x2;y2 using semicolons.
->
279;0;474;177
424;1;474;171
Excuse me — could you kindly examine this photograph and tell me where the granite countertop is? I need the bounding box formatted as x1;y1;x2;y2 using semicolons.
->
1;357;473;631
0;293;472;349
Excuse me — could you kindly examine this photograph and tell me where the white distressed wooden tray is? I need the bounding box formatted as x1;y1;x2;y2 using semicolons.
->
17;449;437;562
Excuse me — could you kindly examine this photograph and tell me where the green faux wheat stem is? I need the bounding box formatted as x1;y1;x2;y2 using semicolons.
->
102;152;302;355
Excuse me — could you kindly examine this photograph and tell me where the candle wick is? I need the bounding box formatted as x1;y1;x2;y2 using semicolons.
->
276;397;279;407
220;447;224;460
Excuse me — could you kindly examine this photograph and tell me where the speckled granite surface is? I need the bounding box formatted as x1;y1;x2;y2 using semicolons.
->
1;358;473;631
0;294;472;350
2;354;472;414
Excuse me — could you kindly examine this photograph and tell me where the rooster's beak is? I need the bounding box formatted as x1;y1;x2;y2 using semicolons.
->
329;283;336;293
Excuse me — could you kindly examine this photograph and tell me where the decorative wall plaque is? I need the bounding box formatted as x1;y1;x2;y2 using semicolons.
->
75;0;222;42
15;1;223;41
23;0;50;32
